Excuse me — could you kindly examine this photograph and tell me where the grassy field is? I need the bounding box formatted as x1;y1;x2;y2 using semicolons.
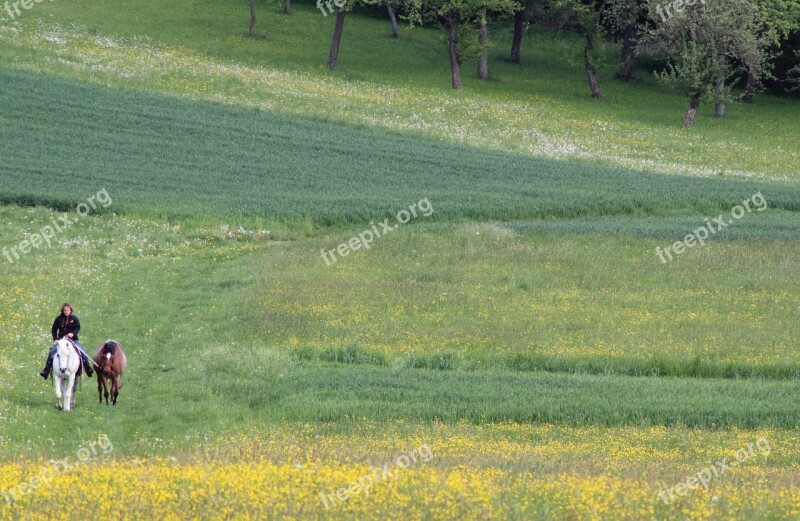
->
1;0;799;519
0;0;798;179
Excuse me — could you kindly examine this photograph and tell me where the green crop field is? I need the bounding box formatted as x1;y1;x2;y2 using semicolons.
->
0;0;799;519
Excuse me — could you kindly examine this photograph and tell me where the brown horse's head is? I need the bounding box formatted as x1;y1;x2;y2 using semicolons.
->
100;342;116;374
94;341;123;377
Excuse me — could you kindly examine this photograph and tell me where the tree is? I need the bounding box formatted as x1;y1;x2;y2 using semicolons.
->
510;6;526;63
509;0;539;64
320;0;384;69
249;0;257;37
386;0;401;38
555;0;607;98
319;0;354;69
743;0;800;102
327;8;348;68
409;0;517;89
604;0;648;80
789;51;800;92
477;7;489;78
645;0;774;127
284;0;291;14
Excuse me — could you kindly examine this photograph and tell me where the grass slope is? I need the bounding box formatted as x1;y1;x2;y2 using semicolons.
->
0;0;798;179
2;68;800;232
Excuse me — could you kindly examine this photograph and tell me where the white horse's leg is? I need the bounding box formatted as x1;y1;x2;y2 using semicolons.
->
63;379;70;411
71;375;79;409
54;375;63;410
64;374;75;412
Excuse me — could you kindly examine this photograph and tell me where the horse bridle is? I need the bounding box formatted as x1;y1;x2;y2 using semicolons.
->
100;342;116;373
56;340;74;374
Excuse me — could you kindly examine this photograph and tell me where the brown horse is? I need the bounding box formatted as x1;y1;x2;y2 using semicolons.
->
92;340;127;405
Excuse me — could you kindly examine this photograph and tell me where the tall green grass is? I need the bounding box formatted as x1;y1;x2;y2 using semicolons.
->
1;69;799;231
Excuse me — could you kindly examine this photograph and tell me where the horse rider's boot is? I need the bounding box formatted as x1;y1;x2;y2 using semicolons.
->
40;358;53;379
40;346;57;379
82;356;94;377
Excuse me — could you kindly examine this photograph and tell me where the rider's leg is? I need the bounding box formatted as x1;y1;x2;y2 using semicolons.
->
40;345;57;379
74;340;94;377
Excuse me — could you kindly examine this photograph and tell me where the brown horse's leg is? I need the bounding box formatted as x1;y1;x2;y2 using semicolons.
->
112;374;120;405
97;374;103;403
101;375;110;405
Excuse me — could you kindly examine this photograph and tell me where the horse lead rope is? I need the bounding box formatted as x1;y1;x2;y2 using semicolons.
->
64;338;93;362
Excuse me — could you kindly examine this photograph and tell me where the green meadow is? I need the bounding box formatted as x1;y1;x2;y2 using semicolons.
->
0;0;798;519
1;0;799;180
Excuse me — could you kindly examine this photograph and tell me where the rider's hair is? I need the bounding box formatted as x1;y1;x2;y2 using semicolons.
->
60;303;73;315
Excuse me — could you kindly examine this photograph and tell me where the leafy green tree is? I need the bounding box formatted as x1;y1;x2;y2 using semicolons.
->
645;0;774;127
604;0;648;80
409;0;518;89
743;0;800;101
555;0;607;98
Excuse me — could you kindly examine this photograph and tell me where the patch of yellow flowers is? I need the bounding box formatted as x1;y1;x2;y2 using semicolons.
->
1;423;797;520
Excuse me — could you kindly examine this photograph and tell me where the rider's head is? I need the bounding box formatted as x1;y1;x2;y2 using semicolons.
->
60;303;73;316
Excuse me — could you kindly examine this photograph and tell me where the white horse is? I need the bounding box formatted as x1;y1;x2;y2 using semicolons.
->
53;338;81;411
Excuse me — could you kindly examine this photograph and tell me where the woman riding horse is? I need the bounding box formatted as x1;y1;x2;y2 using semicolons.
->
40;303;94;379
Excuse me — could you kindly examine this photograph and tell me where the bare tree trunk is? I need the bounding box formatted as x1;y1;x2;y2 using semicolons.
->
327;10;347;69
744;68;756;103
249;0;256;37
715;57;725;117
446;17;462;89
386;1;399;38
510;9;524;64
683;93;700;128
477;7;488;79
584;31;603;98
616;22;637;81
283;0;291;14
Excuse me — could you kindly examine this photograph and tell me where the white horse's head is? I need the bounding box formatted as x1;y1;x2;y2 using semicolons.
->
55;338;79;376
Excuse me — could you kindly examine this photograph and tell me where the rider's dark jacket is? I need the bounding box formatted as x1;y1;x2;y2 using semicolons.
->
52;314;80;342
